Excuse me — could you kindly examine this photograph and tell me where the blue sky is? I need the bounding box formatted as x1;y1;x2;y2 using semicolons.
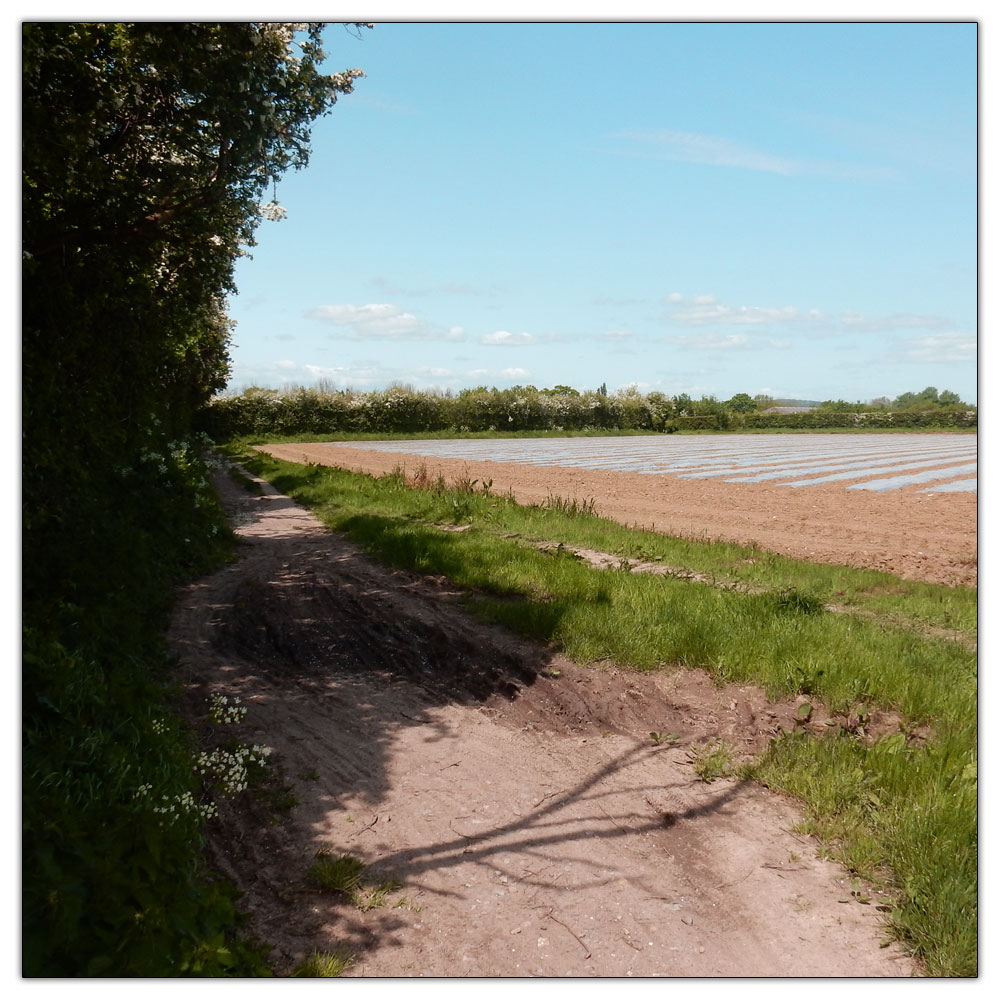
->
224;19;978;404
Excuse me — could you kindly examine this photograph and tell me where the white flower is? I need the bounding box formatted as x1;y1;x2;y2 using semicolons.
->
259;201;288;222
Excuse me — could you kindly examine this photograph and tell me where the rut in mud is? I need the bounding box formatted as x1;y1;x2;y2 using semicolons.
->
167;465;917;977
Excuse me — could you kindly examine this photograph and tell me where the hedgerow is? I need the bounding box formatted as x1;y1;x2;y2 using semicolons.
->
199;385;976;439
22;22;368;975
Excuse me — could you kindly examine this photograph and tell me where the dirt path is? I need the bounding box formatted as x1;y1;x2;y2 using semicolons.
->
167;465;917;977
255;441;976;587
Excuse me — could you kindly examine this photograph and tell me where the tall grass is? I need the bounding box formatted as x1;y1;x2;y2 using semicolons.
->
233;448;978;976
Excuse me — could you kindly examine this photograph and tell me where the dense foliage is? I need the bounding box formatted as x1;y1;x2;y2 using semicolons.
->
22;22;366;974
200;383;977;438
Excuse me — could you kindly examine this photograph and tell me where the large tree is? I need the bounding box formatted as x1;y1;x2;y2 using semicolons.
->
23;21;367;595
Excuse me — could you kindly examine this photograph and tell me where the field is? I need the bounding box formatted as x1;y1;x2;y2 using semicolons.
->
257;433;977;587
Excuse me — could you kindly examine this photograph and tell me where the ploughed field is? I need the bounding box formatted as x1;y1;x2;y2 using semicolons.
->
338;432;978;494
257;433;977;586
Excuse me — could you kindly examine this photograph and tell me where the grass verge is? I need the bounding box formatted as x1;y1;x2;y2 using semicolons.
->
229;446;977;977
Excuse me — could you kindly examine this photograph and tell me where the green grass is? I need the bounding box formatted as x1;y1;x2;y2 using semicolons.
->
291;950;353;977
228;444;975;643
228;446;977;977
307;851;366;894
688;740;736;782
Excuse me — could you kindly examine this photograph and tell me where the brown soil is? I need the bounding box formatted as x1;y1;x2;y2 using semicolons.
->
255;441;977;588
167;463;920;978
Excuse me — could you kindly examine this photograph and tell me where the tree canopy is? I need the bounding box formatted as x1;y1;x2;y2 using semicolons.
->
23;21;368;594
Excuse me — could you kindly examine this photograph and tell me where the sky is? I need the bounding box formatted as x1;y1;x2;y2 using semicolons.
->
222;18;978;405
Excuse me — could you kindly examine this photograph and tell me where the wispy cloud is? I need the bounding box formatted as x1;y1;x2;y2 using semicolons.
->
662;333;752;351
616;129;798;175
662;294;954;334
610;129;898;181
306;303;466;341
482;330;537;346
898;332;976;364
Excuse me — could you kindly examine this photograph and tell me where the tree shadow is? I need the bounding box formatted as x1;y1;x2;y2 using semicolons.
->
175;463;754;970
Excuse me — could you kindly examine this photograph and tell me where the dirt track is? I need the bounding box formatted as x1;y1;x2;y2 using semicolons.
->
167;463;919;977
255;441;977;588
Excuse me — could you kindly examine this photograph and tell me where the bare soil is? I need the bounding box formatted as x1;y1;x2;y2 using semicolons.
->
256;441;977;587
167;461;921;977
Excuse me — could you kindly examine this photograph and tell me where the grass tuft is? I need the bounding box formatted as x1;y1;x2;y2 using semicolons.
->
291;950;354;977
308;851;366;894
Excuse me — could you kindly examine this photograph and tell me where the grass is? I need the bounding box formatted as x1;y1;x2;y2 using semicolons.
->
226;445;977;977
291;950;354;977
307;850;405;913
230;447;974;642
688;741;736;782
307;851;366;894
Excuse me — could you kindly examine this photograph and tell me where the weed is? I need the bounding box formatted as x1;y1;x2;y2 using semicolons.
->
381;465;407;489
650;731;680;746
291;950;354;977
688;741;734;782
307;853;405;912
411;462;430;489
771;587;826;615
542;492;597;517
393;896;423;913
353;878;404;912
308;851;365;894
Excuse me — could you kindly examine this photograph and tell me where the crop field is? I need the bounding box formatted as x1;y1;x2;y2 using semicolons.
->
336;432;977;494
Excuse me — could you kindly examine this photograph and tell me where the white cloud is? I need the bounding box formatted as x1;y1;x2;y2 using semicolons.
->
839;312;953;333
668;300;800;327
226;359;388;390
306;303;466;341
499;367;530;378
663;295;956;335
482;330;536;346
663;333;751;350
899;332;976;364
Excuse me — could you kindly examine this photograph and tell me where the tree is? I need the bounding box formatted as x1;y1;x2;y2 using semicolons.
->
22;23;370;974
23;21;369;586
726;392;757;413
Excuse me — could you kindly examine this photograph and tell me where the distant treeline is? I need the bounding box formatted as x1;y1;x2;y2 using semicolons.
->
201;384;977;438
